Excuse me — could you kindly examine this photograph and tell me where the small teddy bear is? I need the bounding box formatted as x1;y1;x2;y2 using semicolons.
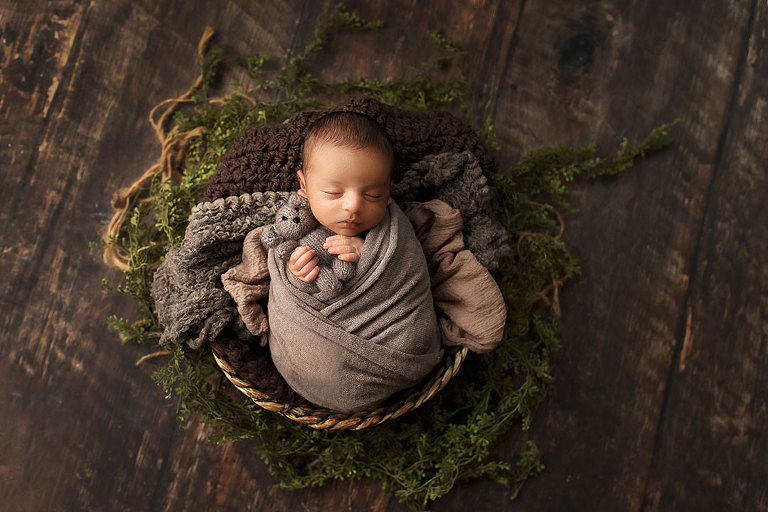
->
260;193;356;293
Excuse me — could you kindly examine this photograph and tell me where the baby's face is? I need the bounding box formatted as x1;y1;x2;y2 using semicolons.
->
297;141;392;237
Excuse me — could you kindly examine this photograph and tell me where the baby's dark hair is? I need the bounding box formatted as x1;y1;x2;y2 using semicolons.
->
301;111;394;172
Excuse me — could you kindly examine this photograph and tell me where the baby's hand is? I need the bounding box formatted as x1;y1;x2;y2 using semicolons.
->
324;235;364;263
287;246;319;282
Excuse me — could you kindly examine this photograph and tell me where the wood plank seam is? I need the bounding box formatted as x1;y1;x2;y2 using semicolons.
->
490;0;527;125
284;0;310;70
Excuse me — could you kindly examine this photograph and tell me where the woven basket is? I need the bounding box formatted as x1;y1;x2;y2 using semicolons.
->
212;343;469;430
203;98;496;430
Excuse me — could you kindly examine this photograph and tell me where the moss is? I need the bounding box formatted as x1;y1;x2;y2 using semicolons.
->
100;3;675;510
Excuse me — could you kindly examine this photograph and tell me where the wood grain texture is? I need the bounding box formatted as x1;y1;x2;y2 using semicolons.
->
462;0;762;510
0;1;304;511
1;0;767;510
642;0;768;509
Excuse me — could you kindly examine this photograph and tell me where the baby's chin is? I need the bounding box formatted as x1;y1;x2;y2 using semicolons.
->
331;226;365;237
322;220;369;237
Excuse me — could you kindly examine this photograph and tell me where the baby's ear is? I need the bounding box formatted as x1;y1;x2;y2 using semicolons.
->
297;170;308;198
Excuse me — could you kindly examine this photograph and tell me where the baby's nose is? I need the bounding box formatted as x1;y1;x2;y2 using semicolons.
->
343;194;362;211
292;216;300;224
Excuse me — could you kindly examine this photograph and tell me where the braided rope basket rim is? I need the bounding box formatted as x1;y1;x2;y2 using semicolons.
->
211;342;469;431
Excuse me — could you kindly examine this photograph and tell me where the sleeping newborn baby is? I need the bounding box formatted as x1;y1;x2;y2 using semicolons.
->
264;112;444;412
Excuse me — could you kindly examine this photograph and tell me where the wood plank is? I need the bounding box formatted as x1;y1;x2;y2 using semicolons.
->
0;1;303;510
2;0;766;510
642;1;768;509
469;0;757;510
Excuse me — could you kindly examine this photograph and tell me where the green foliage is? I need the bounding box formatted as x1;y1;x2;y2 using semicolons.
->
106;314;159;345
430;30;463;53
495;119;679;207
339;73;467;111
102;2;675;510
429;29;465;69
509;441;545;499
252;0;385;100
238;52;268;83
479;116;501;152
591;119;680;178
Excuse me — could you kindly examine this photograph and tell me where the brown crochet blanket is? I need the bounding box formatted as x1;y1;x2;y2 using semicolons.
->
203;97;496;201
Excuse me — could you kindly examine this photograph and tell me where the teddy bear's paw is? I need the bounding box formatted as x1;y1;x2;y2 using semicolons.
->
315;267;342;292
334;259;356;280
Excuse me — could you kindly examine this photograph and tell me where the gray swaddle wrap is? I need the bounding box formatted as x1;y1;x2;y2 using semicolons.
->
266;201;444;412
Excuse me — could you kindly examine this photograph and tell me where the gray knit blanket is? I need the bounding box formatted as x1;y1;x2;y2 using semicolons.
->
267;201;443;412
151;151;508;351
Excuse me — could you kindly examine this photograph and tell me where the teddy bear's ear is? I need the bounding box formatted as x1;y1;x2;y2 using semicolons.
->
289;192;310;209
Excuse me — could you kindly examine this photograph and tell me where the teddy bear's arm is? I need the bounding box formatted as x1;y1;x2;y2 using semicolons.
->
260;224;283;248
275;240;301;261
314;265;342;292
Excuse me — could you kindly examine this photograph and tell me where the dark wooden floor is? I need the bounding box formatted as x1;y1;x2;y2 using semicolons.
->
2;0;767;510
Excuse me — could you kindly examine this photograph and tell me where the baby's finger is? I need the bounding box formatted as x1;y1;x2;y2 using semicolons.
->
323;235;351;248
295;257;318;277
297;257;319;277
294;257;316;275
302;265;320;282
289;246;309;263
294;248;316;268
337;253;360;263
327;244;354;255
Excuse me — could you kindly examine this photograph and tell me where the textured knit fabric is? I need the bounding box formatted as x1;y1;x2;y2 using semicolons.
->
152;192;289;349
226;199;506;356
393;150;507;270
152;152;508;351
220;226;270;346
202;97;496;202
267;201;443;412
